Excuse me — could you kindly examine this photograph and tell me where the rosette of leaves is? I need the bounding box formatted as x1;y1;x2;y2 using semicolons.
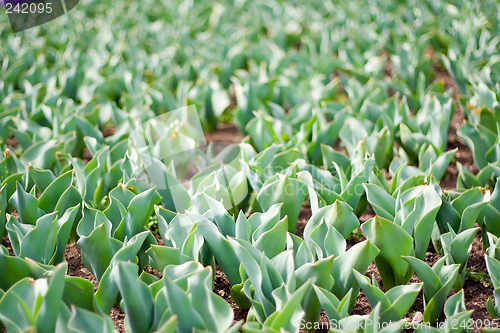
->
5;205;80;265
403;256;460;324
485;236;500;319
361;216;415;290
365;177;443;257
353;270;422;323
240;282;314;333
414;290;473;333
232;75;278;134
113;261;241;333
389;145;457;183
0;262;113;333
0;148;26;202
70;140;128;208
10;169;82;222
389;38;434;94
458;80;499;125
77;184;161;243
457;108;500;184
146;207;206;271
256;173;308;233
321;140;376;215
440;227;479;289
226;237;334;330
398;97;454;163
435;187;489;245
302;200;359;260
338;45;386;83
186;79;231;132
77;227;153;313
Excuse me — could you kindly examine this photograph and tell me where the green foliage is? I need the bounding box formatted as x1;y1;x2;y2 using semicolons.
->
403;256;460;324
1;0;500;329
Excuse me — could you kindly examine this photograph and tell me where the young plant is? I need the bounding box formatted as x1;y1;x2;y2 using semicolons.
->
361;216;415;290
227;237;334;330
256;174;308;233
435;187;488;235
241;282;313;333
353;270;422;323
403;256;461;324
364;182;442;261
440;227;479;289
6;204;80;265
114;261;240;333
414;290;473;333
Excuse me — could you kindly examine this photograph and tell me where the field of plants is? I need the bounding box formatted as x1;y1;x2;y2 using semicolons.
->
1;0;500;332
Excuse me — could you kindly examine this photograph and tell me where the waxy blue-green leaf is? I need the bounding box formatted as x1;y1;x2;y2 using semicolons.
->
440;227;479;289
27;164;55;194
330;240;380;311
364;183;396;220
303;200;359;241
20;139;62;170
0;262;66;333
295;256;334;327
37;170;74;213
78;223;123;281
361;216;413;290
404;255;460;324
9;182;43;225
353;269;422;323
113;261;154;333
193;212;241;285
313;286;352;323
257;174;308;233
114;187;161;241
67;305;116;333
95;231;150;313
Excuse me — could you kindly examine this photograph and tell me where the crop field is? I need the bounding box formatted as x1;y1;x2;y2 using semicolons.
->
1;0;500;332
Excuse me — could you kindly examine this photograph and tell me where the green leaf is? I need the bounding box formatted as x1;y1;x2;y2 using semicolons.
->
67;305;115;333
113;261;154;333
38;170;74;213
256;175;308;233
9;182;43;225
330;240;380;311
364;183;396;220
361;216;413;290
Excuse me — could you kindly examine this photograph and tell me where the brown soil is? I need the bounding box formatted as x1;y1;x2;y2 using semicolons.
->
359;205;376;223
2;237;15;256
205;123;243;144
6;136;18;149
82;148;92;165
214;266;249;324
110;306;126;333
295;205;313;238
102;127;117;138
468;236;488;274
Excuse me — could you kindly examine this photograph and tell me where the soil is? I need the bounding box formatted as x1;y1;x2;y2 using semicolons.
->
214;266;249;325
110;306;126;333
5;136;18;149
82;148;92;165
295;204;313;238
205;123;243;144
65;243;99;290
2;237;15;256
